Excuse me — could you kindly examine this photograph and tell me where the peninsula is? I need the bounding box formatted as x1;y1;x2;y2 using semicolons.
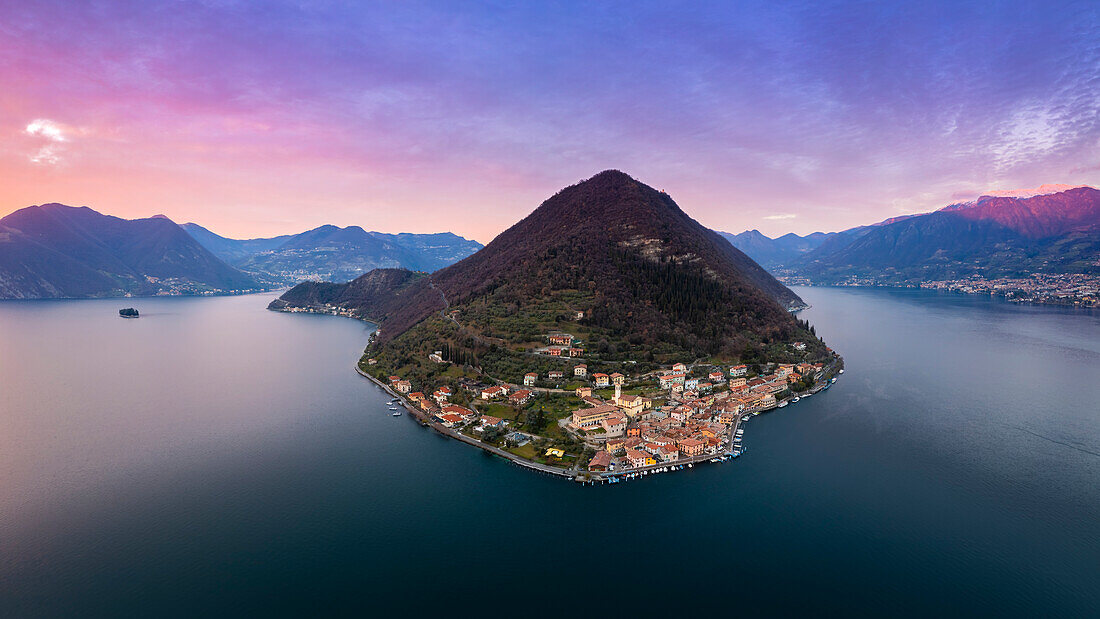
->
272;171;842;481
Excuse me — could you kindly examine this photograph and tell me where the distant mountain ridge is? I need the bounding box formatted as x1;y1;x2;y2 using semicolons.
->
717;185;1099;283
183;222;482;283
720;212;929;272
0;204;259;298
936;187;1099;238
275;170;819;365
791;186;1100;282
718;229;838;269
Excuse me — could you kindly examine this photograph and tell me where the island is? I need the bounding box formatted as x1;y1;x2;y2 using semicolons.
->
270;170;844;483
355;331;842;483
119;307;140;318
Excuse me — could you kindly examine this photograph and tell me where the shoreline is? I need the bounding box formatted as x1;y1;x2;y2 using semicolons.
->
354;365;577;479
354;359;842;484
275;301;844;484
782;281;1099;309
0;288;285;303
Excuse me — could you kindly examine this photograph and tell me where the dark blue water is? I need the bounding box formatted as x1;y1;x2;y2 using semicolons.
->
1;288;1097;616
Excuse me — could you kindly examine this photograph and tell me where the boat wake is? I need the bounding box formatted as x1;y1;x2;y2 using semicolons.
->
1006;424;1100;458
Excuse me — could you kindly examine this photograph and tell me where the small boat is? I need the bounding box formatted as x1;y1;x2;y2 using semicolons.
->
792;396;800;403
392;410;401;416
838;369;844;374
831;377;838;383
778;401;788;408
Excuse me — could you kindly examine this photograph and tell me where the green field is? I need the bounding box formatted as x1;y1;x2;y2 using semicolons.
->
477;401;519;421
506;442;538;460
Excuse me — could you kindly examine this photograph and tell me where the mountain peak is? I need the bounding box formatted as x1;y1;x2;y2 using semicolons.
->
585;169;637;184
936;185;1100;238
981;184;1090;200
277;170;812;362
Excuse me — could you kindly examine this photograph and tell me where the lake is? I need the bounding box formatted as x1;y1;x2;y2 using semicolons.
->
1;288;1097;616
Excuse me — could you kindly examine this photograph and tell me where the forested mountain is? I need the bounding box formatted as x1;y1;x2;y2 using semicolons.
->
273;170;822;368
0;204;259;299
793;186;1100;282
184;222;482;283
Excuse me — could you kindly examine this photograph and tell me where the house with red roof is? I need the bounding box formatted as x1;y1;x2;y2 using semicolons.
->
625;448;649;468
481;385;505;400
478;415;506;430
678;437;705;457
438;413;465;427
509;389;534;406
588;450;612;471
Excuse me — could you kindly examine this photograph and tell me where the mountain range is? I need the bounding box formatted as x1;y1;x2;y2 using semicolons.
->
717;230;839;269
182;223;482;283
273;170;822;379
0;203;484;299
0;204;259;299
724;186;1100;283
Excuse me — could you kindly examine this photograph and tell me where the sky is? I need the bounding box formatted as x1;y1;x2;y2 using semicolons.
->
2;0;1099;243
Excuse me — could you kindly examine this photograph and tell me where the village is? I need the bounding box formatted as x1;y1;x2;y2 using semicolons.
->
371;330;841;483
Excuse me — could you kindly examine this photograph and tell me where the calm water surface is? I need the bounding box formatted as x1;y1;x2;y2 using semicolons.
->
1;288;1098;616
